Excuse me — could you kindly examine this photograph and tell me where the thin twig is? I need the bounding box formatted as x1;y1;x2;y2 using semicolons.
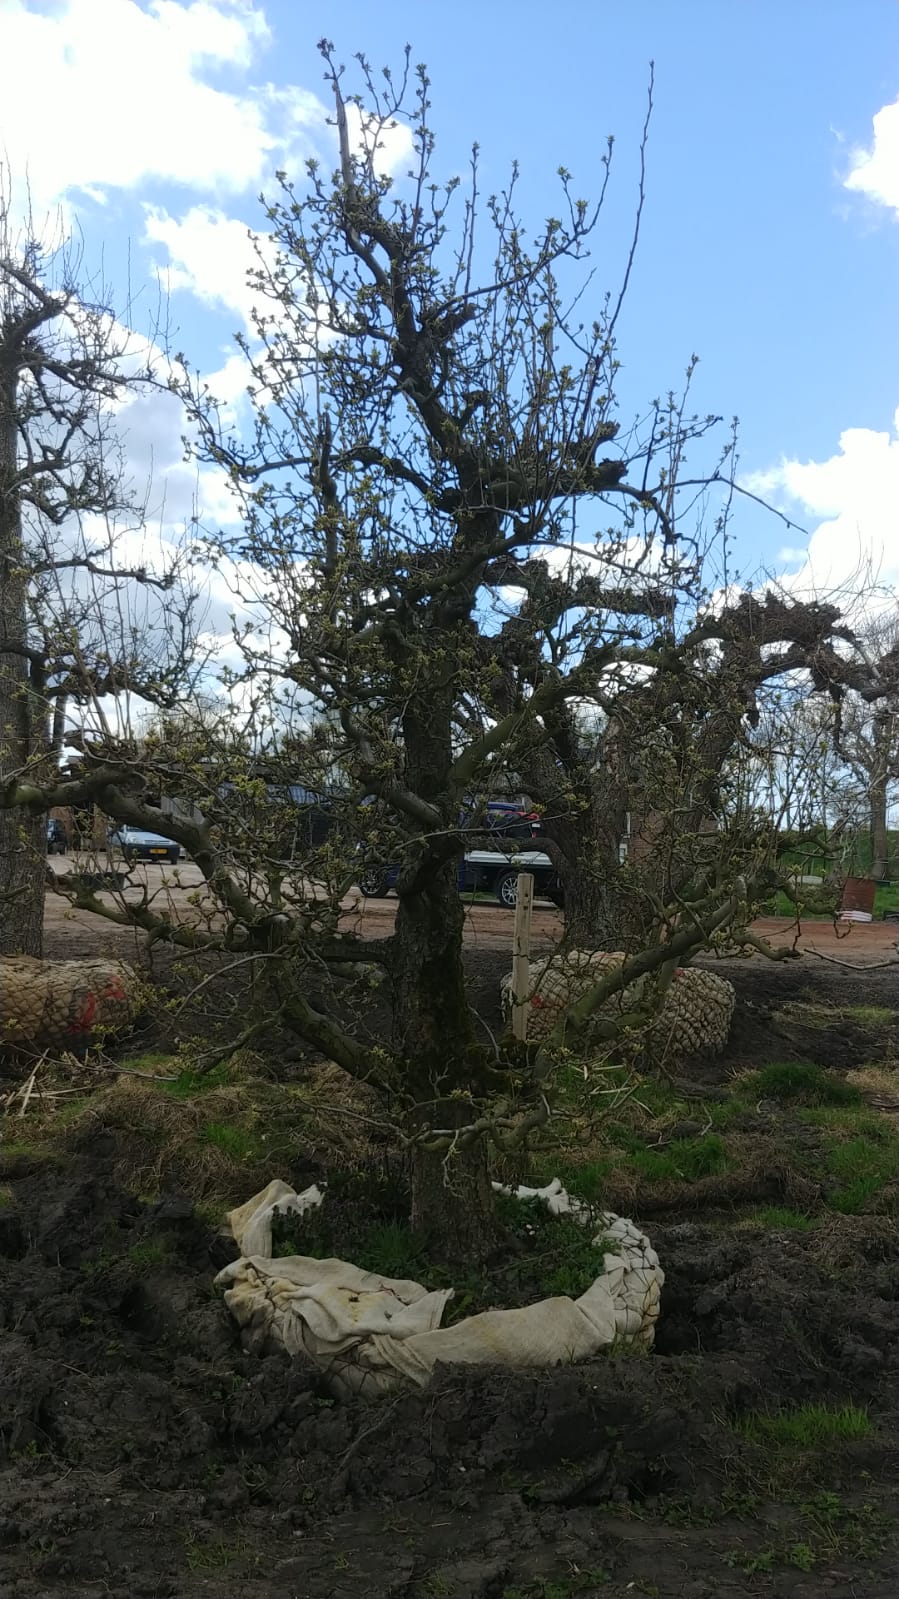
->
802;948;899;971
17;1064;39;1118
92;1055;178;1082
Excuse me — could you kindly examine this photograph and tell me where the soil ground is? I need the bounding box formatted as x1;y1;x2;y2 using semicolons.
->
2;885;899;1597
44;854;899;961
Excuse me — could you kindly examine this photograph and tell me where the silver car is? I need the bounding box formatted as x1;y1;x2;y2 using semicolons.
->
107;825;180;866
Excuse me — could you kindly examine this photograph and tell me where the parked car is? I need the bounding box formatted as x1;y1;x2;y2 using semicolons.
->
107;825;181;866
214;782;338;856
358;800;563;908
281;785;338;852
46;819;67;856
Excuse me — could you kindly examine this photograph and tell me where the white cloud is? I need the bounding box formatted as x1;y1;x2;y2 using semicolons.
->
144;204;275;329
344;103;414;180
747;411;899;609
845;95;899;216
0;0;326;220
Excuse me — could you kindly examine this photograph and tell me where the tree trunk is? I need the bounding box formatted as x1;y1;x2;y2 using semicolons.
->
0;809;46;957
543;793;633;949
410;1129;499;1262
393;856;502;1261
558;849;630;949
391;687;502;1262
869;782;890;883
0;366;46;955
869;709;893;883
517;724;636;949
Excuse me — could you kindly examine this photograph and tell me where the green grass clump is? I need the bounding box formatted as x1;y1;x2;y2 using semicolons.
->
0;1142;34;1160
541;1130;728;1201
127;1239;168;1271
542;1158;616;1203
829;1181;888;1214
749;1062;861;1106
825;1134;898;1213
629;1133;728;1183
184;1532;248;1573
617;1075;684;1116
800;1105;894;1138
501;1578;611;1599
347;1220;426;1281
751;1207;817;1231
820;1129;898;1211
841;1005;894;1027
200;1121;264;1162
738;1403;871;1449
706;1095;753;1128
121;1050;179;1075
163;1063;230;1099
275;1187;613;1320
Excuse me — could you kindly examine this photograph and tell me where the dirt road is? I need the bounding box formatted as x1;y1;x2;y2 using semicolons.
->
42;856;563;959
42;856;899;965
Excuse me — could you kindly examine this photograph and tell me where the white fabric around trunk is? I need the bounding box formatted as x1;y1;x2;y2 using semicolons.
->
216;1178;664;1399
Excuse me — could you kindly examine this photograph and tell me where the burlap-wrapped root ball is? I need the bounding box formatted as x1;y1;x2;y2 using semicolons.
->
501;950;735;1066
0;957;140;1050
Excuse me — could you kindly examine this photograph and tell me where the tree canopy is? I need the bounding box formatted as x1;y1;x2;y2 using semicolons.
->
2;49;896;1252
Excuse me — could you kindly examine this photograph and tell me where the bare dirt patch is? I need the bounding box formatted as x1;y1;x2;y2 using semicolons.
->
1;1145;897;1598
3;895;899;1596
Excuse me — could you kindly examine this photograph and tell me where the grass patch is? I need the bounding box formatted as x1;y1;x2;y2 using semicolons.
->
841;1005;894;1027
536;1134;729;1202
847;1064;899;1098
127;1239;168;1271
800;1104;894;1138
824;1133;899;1213
0;1185;13;1208
705;1095;754;1129
629;1134;728;1183
273;1179;615;1321
775;1000;894;1034
750;1206;817;1231
200;1120;264;1162
501;1578;611;1599
826;1133;897;1181
120;1050;181;1076
540;1157;617;1204
737;1402;871;1449
748;1062;861;1106
793;1105;899;1213
184;1532;249;1573
0;1142;34;1160
162;1064;231;1098
3;1058;380;1208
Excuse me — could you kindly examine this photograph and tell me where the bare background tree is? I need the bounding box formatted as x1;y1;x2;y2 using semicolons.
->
834;608;899;882
0;179;198;955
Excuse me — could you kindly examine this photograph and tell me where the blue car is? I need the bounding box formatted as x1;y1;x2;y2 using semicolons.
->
357;801;563;908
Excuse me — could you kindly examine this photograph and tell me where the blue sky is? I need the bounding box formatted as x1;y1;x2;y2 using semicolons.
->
3;0;899;607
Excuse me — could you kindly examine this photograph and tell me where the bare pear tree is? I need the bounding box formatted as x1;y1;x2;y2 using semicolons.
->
0;184;196;955
2;54;894;1256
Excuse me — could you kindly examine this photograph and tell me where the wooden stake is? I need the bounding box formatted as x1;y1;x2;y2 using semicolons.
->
511;872;535;1041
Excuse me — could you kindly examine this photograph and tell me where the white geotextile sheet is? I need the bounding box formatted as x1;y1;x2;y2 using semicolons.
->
215;1177;664;1398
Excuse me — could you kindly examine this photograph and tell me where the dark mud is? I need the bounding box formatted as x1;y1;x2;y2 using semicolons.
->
2;1168;898;1591
1;958;898;1596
